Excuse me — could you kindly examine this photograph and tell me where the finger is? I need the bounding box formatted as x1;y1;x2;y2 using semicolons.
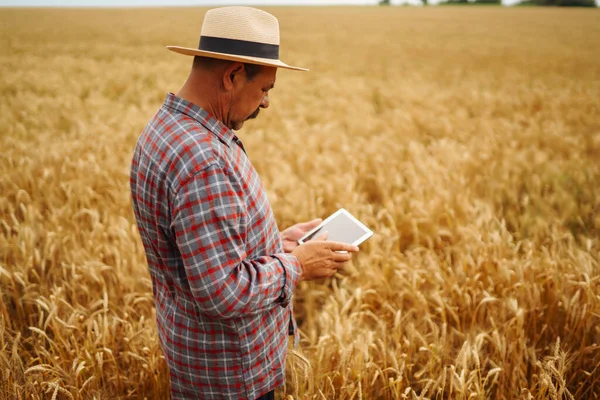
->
307;218;322;227
325;241;359;252
333;261;347;271
331;251;353;262
298;218;322;230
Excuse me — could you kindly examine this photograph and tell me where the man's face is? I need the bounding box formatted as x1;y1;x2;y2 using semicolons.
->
229;65;277;131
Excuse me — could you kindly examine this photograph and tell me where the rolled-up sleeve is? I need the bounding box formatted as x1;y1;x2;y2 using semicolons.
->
171;163;300;319
273;254;301;308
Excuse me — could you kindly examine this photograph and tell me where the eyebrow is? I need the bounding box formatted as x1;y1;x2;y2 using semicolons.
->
265;82;275;90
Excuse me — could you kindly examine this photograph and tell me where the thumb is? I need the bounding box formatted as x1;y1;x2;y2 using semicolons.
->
299;218;322;230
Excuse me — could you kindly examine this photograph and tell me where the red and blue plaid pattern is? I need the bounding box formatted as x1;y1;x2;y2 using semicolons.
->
130;93;301;399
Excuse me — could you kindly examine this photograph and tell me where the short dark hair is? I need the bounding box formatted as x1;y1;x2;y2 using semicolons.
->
192;56;263;81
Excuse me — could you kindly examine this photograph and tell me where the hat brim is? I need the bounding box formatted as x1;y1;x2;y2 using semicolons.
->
166;46;308;72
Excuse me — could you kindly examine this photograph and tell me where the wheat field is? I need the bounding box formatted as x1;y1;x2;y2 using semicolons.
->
1;5;599;399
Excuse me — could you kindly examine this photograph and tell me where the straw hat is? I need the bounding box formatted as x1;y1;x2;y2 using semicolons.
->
167;7;308;72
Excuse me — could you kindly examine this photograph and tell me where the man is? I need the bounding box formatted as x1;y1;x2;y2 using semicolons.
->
129;7;359;400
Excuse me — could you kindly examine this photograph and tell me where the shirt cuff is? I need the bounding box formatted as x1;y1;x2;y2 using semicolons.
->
273;253;302;308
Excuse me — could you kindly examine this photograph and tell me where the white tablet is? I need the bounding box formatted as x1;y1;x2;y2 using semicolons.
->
297;208;373;246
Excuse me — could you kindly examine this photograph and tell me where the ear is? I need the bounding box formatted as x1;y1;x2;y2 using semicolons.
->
223;62;245;91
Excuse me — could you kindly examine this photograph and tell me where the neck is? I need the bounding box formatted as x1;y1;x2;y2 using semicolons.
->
176;70;227;125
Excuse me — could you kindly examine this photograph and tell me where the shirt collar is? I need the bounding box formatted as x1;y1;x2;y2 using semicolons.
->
162;92;237;148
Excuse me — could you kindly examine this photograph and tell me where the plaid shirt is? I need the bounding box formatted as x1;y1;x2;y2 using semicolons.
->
130;93;301;399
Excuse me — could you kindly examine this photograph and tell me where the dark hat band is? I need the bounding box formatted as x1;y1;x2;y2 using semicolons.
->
199;36;279;60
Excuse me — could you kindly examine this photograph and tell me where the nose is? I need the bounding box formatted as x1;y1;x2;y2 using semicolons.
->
260;93;269;109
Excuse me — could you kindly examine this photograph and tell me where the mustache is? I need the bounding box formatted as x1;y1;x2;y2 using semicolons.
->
247;108;260;120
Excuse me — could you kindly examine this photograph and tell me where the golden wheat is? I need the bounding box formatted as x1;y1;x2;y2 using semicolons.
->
1;6;599;399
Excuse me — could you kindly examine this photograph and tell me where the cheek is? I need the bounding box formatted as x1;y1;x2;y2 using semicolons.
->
252;89;265;106
251;94;262;109
234;90;263;118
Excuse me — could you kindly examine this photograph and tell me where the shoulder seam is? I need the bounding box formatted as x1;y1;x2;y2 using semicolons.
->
171;161;222;200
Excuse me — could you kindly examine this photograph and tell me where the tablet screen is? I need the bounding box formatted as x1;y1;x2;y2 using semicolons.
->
299;210;372;245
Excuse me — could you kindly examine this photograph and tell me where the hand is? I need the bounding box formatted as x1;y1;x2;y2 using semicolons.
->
281;218;322;253
291;233;359;281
